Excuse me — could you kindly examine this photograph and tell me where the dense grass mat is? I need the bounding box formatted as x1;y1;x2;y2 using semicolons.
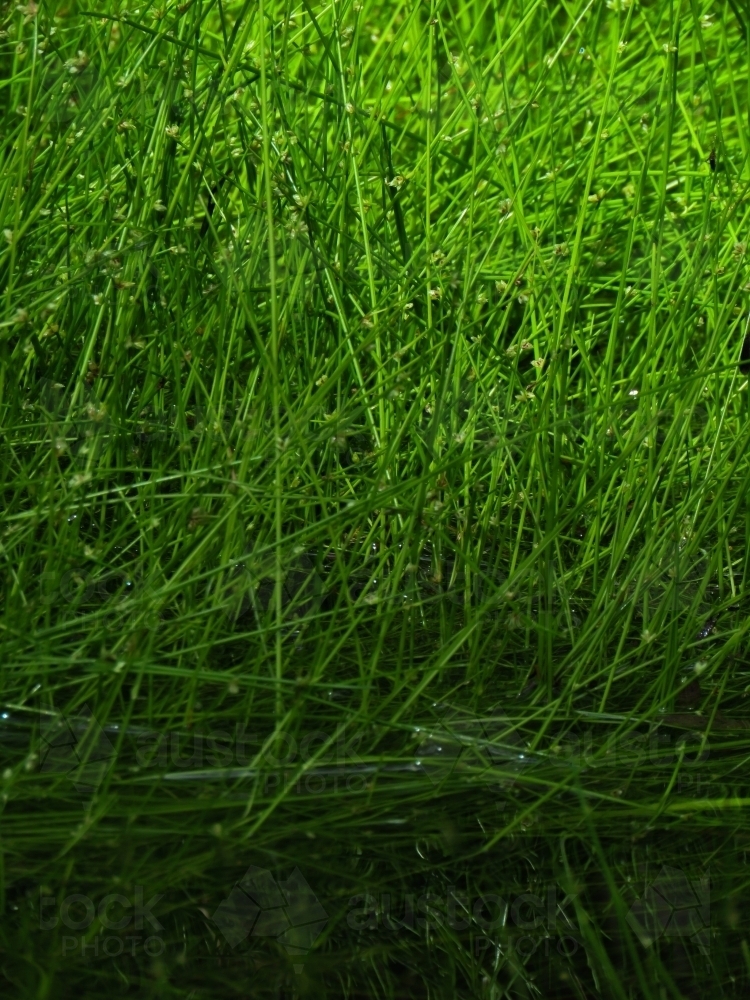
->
2;0;750;995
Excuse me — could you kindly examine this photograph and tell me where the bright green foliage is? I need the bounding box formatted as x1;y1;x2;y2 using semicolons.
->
1;0;750;996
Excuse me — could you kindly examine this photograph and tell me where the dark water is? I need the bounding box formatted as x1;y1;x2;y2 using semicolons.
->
0;702;743;998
